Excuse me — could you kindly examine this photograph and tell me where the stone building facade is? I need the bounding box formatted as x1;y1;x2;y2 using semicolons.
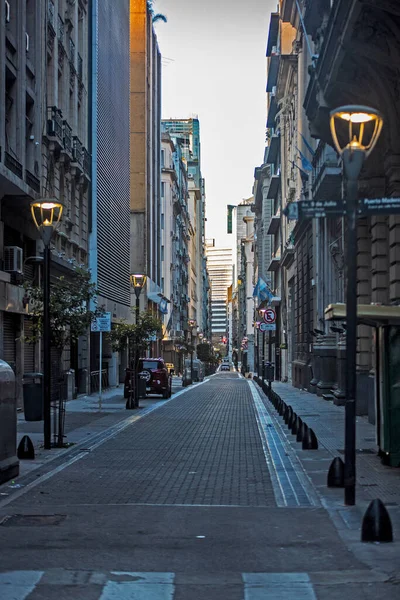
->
260;0;400;454
0;0;91;403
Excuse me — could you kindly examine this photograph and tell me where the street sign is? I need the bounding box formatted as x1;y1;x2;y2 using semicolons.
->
283;200;345;220
91;312;111;333
260;322;276;332
358;197;400;216
263;308;276;324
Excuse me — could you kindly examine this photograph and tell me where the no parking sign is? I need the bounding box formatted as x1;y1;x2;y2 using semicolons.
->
263;308;276;324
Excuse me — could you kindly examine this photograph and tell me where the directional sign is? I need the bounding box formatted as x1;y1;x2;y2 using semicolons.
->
283;200;345;220
91;312;111;332
358;197;400;216
260;322;276;332
263;308;276;324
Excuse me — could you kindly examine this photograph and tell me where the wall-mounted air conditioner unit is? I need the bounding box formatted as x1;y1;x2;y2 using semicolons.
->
4;246;23;273
5;1;10;23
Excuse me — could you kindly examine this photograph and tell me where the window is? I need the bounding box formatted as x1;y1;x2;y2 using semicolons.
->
161;181;165;198
161;213;164;229
161;149;165;168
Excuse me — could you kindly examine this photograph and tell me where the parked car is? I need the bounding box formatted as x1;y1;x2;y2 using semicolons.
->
165;362;175;375
182;358;205;386
124;358;172;399
220;364;230;372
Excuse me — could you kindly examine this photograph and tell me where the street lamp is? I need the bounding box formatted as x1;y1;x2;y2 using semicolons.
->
330;105;383;505
30;198;63;450
129;273;147;409
130;273;147;324
188;318;196;384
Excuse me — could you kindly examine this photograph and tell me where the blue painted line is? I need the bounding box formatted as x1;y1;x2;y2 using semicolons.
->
249;382;319;508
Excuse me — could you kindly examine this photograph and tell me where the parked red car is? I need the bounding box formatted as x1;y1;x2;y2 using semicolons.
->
124;358;172;399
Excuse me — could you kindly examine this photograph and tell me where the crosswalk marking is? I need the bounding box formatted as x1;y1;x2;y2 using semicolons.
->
243;573;317;600
99;572;175;600
0;570;321;599
0;570;44;600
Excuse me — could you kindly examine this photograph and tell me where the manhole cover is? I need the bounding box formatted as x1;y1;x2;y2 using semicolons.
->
0;514;66;527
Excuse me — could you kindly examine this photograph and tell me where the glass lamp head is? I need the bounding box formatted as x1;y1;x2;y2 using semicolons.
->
329;105;383;157
31;199;63;231
130;274;147;289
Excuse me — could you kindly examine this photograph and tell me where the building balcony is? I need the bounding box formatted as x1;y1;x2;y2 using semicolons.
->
83;148;91;179
312;141;341;201
265;134;279;165
25;169;40;193
266;95;278;129
4;152;22;179
46;106;63;150
281;244;295;269
266;55;279;92
266;174;280;200
62;120;73;156
266;12;279;57
71;136;84;173
267;214;280;235
267;252;281;272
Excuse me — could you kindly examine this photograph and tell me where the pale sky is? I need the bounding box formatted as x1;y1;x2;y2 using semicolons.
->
154;0;277;248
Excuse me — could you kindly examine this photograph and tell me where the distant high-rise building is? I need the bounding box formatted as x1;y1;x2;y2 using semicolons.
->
206;242;233;341
162;118;208;336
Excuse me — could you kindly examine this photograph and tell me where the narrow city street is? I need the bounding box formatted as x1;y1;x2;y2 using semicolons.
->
1;373;398;599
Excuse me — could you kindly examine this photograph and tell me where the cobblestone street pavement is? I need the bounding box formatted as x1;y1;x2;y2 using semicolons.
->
0;374;399;599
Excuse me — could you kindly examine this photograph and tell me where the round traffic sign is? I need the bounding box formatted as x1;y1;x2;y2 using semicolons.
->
263;308;276;324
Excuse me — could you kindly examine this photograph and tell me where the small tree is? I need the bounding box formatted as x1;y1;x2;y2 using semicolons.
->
109;310;162;408
24;267;102;350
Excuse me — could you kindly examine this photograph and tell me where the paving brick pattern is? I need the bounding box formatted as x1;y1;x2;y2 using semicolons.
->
271;382;400;505
13;375;275;507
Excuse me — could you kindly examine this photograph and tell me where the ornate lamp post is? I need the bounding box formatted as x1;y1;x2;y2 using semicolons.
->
188;318;196;384
130;274;147;325
330;105;383;505
128;274;147;409
30;199;63;450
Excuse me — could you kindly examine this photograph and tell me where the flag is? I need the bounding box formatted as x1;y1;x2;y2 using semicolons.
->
300;133;315;157
296;147;312;172
253;277;273;303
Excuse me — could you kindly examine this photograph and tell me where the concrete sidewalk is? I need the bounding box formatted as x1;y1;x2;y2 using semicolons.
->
256;379;400;577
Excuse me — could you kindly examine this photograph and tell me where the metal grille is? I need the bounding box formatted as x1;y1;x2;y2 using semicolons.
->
96;1;130;306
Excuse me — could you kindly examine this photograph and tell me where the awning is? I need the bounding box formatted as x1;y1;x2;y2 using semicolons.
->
325;303;400;326
266;55;279;92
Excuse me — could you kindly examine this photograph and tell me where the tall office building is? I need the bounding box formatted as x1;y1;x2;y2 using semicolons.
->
206;242;232;341
90;0;131;385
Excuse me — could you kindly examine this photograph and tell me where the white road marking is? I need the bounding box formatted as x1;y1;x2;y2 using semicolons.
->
100;572;175;600
243;573;317;600
0;571;44;600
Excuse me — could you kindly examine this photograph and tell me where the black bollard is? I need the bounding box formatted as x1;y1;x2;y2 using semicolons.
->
291;414;300;435
296;419;306;443
279;402;286;416
302;427;318;450
284;406;293;425
361;499;393;543
288;411;297;430
327;457;344;487
17;435;35;460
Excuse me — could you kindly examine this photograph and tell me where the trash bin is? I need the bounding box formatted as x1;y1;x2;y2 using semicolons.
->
138;373;147;399
23;373;43;421
265;363;275;382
